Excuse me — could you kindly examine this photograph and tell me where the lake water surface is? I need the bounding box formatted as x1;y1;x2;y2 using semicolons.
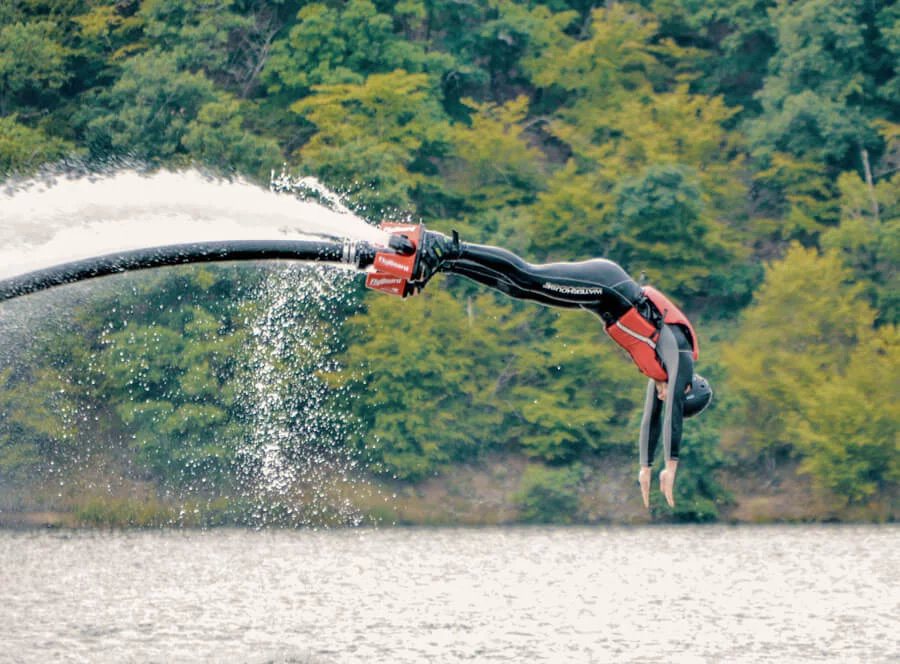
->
1;525;897;663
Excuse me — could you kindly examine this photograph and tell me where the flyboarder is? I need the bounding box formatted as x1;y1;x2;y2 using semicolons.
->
368;226;712;509
0;220;712;509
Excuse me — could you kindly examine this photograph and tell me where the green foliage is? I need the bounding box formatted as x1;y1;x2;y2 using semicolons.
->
181;98;283;179
0;369;54;479
878;4;900;106
0;19;70;116
0;114;74;173
509;6;750;298
94;273;248;487
751;152;842;241
473;2;577;103
737;1;900;245
2;0;900;521
439;96;544;216
746;0;892;169
0;313;104;482
138;0;253;79
73;3;144;63
650;0;777;113
610;164;736;295
503;308;643;461
338;288;505;480
292;70;451;212
513;463;581;523
822;137;900;325
262;0;449;101
668;405;733;521
87;49;218;160
527;4;674;106
340;279;646;477
723;243;875;462
792;325;900;503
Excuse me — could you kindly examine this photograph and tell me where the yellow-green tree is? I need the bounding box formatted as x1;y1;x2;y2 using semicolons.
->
336;287;506;480
181;98;283;180
439;96;544;218
503;307;643;461
723;244;876;465
0;20;70;117
292;70;451;213
0;114;73;173
0;367;75;480
793;325;899;503
522;6;748;298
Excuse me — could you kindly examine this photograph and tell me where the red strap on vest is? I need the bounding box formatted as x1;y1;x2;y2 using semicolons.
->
605;287;699;380
605;308;668;381
642;286;699;360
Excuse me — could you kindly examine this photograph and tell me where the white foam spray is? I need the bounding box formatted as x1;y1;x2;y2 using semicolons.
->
0;168;389;281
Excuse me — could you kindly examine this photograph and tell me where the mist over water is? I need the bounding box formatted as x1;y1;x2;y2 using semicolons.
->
237;265;381;527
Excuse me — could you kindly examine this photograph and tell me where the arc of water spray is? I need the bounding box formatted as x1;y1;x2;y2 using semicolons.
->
0;169;418;304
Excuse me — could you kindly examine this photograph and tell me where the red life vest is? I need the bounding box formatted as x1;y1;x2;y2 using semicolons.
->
604;286;699;381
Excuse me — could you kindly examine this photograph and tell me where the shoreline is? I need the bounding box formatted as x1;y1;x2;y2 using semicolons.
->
2;453;896;529
0;513;896;530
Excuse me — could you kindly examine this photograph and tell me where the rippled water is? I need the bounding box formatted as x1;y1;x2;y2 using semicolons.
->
1;525;897;663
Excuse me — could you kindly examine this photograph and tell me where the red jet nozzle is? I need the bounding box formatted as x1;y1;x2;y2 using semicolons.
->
365;222;424;297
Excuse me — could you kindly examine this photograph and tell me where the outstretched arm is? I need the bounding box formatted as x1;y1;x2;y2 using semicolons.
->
657;324;694;463
640;325;693;465
636;324;694;508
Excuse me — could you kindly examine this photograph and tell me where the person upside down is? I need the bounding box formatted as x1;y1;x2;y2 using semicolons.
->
396;229;712;509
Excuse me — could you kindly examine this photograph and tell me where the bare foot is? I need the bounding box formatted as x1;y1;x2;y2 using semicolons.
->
638;466;652;508
659;470;674;507
660;459;679;507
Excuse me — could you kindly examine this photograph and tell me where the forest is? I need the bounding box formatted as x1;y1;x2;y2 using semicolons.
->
0;0;898;525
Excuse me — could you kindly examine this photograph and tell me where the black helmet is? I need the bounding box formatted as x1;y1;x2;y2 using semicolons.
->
683;374;712;418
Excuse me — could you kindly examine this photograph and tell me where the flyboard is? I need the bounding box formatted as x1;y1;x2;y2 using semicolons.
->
0;223;425;304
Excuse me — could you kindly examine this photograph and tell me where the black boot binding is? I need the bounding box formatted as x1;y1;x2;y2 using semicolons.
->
409;229;461;290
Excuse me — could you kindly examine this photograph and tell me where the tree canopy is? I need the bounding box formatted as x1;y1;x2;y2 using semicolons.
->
1;0;898;522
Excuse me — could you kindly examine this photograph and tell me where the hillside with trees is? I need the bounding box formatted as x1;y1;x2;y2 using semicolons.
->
1;0;898;525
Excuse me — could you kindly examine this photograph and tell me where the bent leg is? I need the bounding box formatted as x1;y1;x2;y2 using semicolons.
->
446;243;641;320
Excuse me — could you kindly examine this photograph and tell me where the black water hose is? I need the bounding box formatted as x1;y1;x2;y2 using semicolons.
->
0;239;379;304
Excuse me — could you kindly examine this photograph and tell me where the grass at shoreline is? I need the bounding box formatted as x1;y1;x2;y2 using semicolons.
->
1;453;896;529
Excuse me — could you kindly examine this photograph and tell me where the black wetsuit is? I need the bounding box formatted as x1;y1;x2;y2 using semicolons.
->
444;242;693;464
